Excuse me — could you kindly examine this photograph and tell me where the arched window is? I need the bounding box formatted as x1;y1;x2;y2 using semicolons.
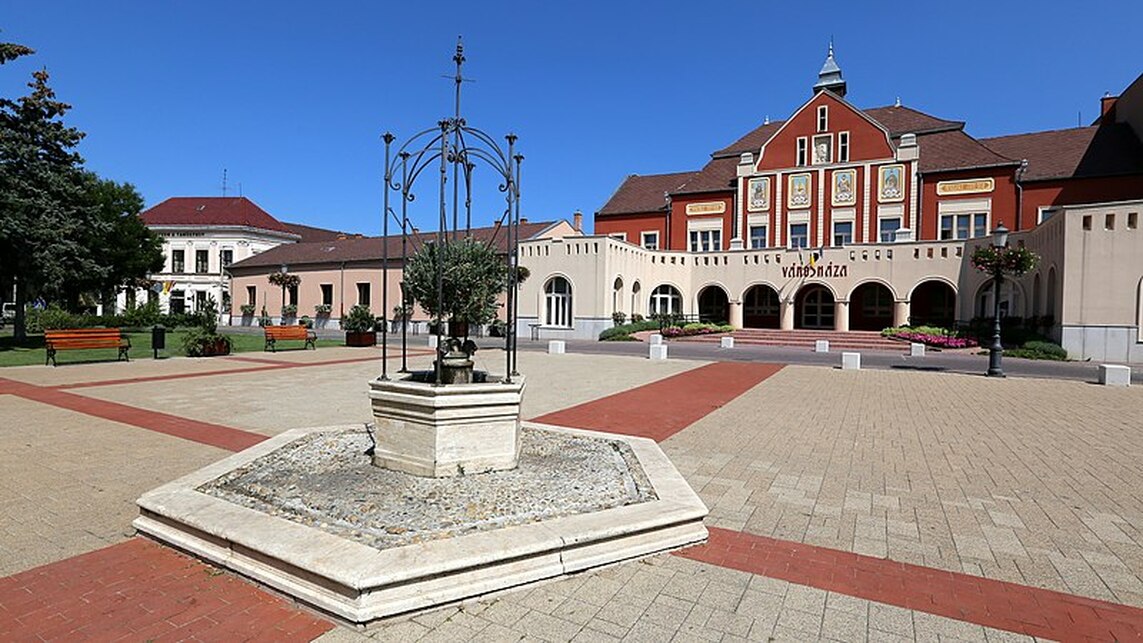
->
544;277;572;327
649;285;682;316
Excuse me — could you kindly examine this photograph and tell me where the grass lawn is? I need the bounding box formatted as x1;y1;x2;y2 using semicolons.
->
0;328;344;367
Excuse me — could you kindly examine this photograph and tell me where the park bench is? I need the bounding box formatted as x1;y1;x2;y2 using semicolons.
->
264;325;317;352
44;328;130;367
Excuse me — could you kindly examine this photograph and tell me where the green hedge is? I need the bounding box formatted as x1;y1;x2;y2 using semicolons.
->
599;320;660;341
1005;339;1068;361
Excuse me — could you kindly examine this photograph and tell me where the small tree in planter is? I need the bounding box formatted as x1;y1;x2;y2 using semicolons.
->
280;304;298;324
341;304;377;347
403;237;507;382
314;303;332;329
181;296;232;357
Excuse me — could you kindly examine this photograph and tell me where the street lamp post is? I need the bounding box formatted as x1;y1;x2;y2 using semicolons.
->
986;223;1009;377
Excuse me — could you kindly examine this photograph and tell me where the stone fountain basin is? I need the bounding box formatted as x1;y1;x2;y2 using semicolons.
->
133;423;708;625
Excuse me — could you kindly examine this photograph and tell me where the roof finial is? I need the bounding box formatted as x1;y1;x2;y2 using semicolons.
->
813;39;846;98
764;115;770;125
895;96;901;108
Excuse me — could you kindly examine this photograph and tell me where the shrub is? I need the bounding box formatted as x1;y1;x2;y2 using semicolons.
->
630;313;645;323
240;303;257;316
314;304;332;315
488;318;507;337
121;300;161;328
1006;340;1068;360
26;305;80;332
883;325;978;349
598;320;660;340
299;315;313;329
600;333;639;341
341;304;377;333
179;296;231;357
612;311;627;326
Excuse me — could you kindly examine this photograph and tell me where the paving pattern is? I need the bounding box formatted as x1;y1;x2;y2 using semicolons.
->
1;346;1142;641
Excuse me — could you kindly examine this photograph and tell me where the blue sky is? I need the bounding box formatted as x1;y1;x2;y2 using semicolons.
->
3;2;1140;235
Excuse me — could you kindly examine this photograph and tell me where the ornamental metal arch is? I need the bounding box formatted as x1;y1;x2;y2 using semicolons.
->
378;38;524;385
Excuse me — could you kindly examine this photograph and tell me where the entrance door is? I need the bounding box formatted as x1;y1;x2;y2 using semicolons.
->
797;286;835;329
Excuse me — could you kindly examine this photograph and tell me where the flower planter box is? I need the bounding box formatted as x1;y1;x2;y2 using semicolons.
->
345;331;376;347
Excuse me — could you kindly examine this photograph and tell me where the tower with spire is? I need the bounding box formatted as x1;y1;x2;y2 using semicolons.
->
813;40;846;98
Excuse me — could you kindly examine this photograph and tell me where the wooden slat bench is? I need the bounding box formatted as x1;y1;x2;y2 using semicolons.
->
44;328;130;367
264;325;317;352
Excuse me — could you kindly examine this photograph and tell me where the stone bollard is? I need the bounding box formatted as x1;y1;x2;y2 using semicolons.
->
841;352;861;370
649;344;668;360
720;336;735;349
910;342;925;357
815;339;830;353
649;333;663;345
428;335;439;349
548;340;566;355
1098;364;1131;387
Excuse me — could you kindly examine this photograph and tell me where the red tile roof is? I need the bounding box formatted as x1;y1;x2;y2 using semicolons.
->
981;124;1143;181
674;157;741;195
713;121;785;158
864;105;962;136
596;172;694;216
141;197;295;235
282;222;353;243
228;220;565;271
915;129;1019;173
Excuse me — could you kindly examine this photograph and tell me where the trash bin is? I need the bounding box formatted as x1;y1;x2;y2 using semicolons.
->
152;324;166;359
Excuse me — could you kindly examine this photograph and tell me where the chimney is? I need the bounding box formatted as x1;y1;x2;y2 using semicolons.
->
520;217;528;224
1101;92;1118;120
573;210;583;232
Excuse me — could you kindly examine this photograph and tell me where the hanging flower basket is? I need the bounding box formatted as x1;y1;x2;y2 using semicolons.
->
971;245;1039;276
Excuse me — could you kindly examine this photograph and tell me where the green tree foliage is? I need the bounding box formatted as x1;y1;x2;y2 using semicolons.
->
403;237;507;327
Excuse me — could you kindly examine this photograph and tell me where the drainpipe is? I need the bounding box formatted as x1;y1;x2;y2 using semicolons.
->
916;171;923;240
663;191;672;250
1015;159;1028;230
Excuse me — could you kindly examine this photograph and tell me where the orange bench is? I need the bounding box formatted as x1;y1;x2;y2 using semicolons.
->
264;325;317;352
44;328;130;366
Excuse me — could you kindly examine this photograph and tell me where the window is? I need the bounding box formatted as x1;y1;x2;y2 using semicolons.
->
812;134;832;165
796;137;808;166
1082;215;1091;230
838;132;850;162
195;290;208;311
817;105;828;132
789;223;808;249
195;249;209;274
749;225;768;249
1129;212;1138;230
288;284;298;307
169;290;185;314
544;277;573;327
171;249;185;273
221;249;234;269
608;232;627;242
833;221;853;246
246;285;256;306
1038;207;1056;224
649;285;682;316
879;218;901;242
689;229;722;252
356;282;371;306
861;286;892;318
939;213;989;240
744;287;779;317
1105;213;1115;230
641;231;659;250
320;284;333;307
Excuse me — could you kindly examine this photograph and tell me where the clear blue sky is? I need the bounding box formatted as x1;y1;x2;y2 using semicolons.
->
3;2;1140;235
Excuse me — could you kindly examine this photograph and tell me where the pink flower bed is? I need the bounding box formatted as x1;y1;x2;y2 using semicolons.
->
893;331;978;349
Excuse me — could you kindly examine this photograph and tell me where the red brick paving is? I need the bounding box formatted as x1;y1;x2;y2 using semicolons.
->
530;362;785;441
677;526;1143;641
0;377;267;452
0;537;333;642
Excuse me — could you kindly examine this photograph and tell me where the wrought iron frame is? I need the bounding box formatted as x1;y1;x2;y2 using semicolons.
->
379;39;522;385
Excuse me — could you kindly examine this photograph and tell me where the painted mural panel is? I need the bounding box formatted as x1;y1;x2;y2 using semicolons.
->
832;169;856;206
788;173;811;209
879;164;905;203
747;177;771;212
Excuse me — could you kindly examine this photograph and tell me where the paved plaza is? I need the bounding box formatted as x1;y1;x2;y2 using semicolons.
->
1;344;1142;640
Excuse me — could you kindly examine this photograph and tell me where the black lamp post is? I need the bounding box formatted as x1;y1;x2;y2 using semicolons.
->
986;223;1009;377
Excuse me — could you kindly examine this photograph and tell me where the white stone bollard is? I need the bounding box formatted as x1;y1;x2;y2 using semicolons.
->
428;335;439;349
547;340;566;355
815;339;830;353
720;336;735;349
649;333;664;345
649;344;668;360
1099;364;1131;387
910;342;925;357
841;352;861;370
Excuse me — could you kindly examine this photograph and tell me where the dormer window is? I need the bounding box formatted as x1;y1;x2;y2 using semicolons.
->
796;137;808;166
817;105;828;132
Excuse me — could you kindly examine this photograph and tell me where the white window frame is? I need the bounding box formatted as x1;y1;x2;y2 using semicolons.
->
544;276;573;327
649;285;682;316
687;218;722;253
788;223;809;249
817;105;828;132
607;232;627;242
812;134;832;166
937;198;991;240
878;217;902;243
832;220;853;246
796;137;808;167
640;230;659;250
838;132;850;162
1038;206;1057;224
748;225;768;249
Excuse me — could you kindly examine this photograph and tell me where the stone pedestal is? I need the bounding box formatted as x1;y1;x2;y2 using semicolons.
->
369;376;526;477
548;340;566;354
649;333;663;345
428;335;439;349
1099;364;1131;387
815;339;830;353
842;352;861;370
649;344;668;360
720;336;734;349
910;342;925;357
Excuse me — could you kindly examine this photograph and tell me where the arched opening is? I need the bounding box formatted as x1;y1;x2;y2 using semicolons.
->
631;281;642;317
743;284;780;328
543;276;572;327
975;278;1022;320
612;276;624;317
697;285;729;324
1046;267;1057;324
909;280;956;328
649;284;682;316
1032;273;1042;318
795;285;835;329
849;282;894;331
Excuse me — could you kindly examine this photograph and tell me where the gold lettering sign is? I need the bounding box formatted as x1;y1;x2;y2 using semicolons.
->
685;201;727;215
937;178;994;196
